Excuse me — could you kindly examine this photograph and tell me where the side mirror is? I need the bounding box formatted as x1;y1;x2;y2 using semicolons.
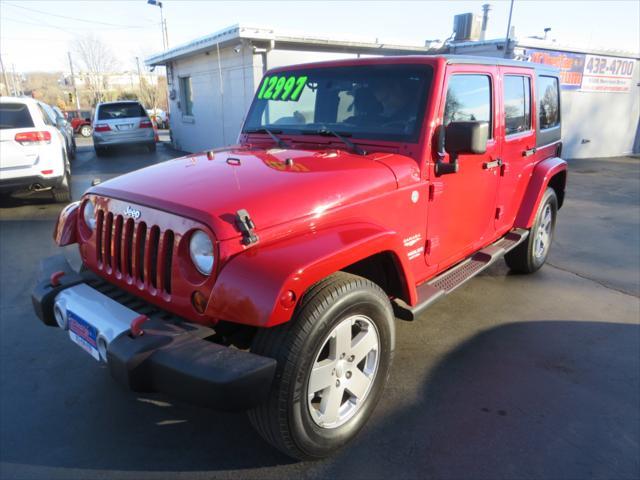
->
436;121;489;176
56;117;67;128
445;121;489;156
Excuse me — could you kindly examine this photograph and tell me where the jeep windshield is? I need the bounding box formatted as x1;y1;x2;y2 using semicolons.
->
243;64;433;143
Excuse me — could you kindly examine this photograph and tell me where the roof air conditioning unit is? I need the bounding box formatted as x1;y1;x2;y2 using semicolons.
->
453;13;483;42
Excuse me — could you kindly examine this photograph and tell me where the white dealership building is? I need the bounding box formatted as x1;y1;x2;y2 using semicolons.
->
146;24;639;159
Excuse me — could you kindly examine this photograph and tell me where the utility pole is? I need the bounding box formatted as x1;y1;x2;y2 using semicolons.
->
11;64;21;96
67;51;81;109
135;56;144;96
0;54;11;96
503;0;515;58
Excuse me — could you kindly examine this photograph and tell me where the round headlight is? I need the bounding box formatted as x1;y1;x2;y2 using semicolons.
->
189;230;214;275
83;200;96;231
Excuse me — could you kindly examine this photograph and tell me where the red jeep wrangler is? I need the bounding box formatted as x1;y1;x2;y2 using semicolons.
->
64;109;93;137
33;55;566;459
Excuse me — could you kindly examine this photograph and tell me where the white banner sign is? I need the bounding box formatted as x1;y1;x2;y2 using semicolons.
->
580;54;635;93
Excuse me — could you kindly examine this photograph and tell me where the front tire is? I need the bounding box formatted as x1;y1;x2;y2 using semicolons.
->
248;272;395;460
505;187;558;273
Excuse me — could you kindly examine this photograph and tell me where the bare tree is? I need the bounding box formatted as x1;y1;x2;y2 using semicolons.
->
138;75;167;110
72;34;118;106
132;51;168;111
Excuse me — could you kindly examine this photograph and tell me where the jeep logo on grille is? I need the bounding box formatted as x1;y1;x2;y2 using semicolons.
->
123;206;141;220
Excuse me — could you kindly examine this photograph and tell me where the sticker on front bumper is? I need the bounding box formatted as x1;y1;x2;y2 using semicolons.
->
68;311;100;361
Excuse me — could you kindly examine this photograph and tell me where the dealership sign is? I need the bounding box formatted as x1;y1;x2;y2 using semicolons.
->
525;48;635;93
526;49;585;89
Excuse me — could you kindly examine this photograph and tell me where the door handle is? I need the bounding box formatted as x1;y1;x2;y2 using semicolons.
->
523;147;537;157
483;158;503;170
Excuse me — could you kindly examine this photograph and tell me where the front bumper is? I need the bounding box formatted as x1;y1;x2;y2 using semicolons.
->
32;255;277;411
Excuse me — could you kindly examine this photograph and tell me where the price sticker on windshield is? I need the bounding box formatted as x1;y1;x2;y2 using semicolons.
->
257;75;308;101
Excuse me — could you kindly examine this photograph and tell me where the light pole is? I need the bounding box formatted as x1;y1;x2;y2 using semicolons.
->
503;0;515;58
147;0;168;50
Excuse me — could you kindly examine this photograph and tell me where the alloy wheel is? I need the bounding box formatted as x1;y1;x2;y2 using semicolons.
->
307;314;380;429
534;203;553;259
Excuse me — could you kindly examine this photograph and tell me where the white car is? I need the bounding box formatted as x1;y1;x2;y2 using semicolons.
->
0;97;71;202
92;101;156;156
146;108;168;129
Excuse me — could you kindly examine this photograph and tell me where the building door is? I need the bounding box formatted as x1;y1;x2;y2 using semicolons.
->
425;67;501;271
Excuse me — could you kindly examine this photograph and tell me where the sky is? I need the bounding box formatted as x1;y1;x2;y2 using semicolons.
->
0;0;638;73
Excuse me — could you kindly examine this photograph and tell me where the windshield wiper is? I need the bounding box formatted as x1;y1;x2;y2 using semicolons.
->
244;127;289;148
301;127;366;155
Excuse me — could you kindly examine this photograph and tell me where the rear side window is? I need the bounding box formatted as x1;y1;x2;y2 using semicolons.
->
504;75;531;135
444;74;492;137
538;76;560;130
98;103;146;120
39;103;57;126
0;103;34;129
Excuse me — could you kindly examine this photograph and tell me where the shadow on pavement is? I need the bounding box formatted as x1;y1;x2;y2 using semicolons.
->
338;320;640;479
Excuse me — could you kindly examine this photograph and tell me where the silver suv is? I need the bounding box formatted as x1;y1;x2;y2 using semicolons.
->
92;101;156;156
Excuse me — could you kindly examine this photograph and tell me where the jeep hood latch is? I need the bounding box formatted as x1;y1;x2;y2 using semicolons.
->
235;209;259;246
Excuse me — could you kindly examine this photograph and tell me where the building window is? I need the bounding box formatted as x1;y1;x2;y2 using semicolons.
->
444;74;492;137
179;76;193;116
504;75;531;135
538;76;560;130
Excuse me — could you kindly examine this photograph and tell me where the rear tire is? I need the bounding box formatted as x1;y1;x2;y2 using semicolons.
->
80;125;92;137
68;140;76;160
505;187;558;273
94;146;106;157
52;170;71;203
248;272;395;460
147;142;156;153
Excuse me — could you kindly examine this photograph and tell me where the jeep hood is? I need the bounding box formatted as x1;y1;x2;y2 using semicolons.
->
89;147;401;240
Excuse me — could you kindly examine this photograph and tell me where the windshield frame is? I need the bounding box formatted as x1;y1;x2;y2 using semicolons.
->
242;63;434;144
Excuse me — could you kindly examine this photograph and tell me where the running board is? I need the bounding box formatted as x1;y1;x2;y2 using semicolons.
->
393;228;529;321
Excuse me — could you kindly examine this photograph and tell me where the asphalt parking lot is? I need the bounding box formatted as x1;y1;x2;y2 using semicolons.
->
0;140;638;479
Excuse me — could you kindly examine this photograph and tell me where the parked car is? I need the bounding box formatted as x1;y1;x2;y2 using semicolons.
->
146;108;168;129
0;96;71;202
33;55;566;459
64;109;93;137
52;106;76;160
92;100;156;155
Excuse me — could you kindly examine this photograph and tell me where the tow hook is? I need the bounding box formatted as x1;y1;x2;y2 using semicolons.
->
50;270;65;287
130;315;149;337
